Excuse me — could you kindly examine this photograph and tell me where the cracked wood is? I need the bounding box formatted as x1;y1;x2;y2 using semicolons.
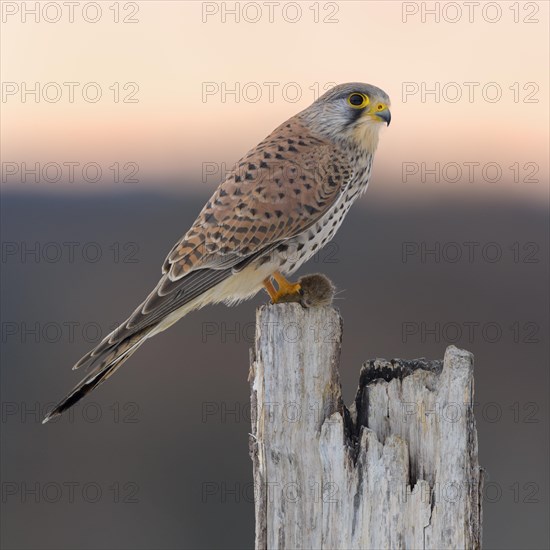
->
249;303;482;550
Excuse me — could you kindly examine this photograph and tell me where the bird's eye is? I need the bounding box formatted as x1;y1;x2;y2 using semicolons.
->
347;93;369;109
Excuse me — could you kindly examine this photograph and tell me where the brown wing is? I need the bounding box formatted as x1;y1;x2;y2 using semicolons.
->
164;119;353;279
74;118;353;371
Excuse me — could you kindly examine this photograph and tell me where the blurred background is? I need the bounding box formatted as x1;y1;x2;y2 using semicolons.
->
1;1;548;549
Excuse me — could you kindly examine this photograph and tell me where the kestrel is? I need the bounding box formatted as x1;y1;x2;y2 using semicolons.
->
43;82;391;423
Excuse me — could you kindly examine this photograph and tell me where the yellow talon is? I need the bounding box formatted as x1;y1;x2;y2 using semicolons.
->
263;271;302;303
262;277;278;302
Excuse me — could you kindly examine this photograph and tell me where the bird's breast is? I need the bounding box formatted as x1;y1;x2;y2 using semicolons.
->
272;159;373;275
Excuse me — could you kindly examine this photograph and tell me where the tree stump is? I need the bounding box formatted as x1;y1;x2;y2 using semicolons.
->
249;303;482;550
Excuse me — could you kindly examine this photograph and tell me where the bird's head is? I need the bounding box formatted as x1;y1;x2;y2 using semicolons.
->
299;82;391;154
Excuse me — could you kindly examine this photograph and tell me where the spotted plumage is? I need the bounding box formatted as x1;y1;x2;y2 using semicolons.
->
44;82;391;423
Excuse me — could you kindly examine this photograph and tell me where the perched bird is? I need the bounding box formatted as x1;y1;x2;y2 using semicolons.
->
43;82;390;423
275;273;336;308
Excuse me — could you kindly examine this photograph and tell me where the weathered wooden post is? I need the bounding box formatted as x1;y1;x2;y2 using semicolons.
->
249;303;483;550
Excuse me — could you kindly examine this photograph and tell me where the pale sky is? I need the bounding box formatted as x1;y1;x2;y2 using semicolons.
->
1;1;548;202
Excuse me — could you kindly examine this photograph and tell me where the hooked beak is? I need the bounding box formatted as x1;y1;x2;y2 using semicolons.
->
366;102;391;126
374;106;391;126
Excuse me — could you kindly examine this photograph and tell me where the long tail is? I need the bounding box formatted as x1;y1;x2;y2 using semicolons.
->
42;326;153;423
42;258;249;423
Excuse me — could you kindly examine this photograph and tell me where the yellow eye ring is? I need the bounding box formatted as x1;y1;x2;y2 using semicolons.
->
347;92;369;109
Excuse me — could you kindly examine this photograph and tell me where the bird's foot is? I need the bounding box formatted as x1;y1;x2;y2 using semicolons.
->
263;271;302;304
263;273;335;307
